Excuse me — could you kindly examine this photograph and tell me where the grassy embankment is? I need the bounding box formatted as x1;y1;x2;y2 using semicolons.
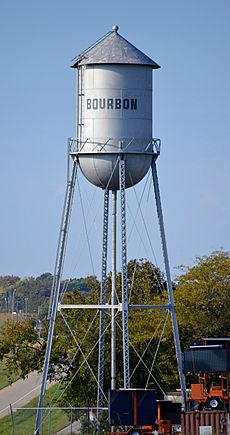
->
0;384;70;435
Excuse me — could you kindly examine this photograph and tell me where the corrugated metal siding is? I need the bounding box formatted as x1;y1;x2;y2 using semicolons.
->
181;411;228;434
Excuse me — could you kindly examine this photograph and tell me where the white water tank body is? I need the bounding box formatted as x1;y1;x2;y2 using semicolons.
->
71;27;160;190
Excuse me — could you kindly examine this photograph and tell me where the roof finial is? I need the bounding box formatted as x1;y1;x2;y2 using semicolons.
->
112;25;119;33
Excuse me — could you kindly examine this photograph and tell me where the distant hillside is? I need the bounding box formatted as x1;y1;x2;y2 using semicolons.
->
0;274;91;317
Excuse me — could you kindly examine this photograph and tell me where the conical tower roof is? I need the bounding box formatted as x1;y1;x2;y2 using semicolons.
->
71;25;160;69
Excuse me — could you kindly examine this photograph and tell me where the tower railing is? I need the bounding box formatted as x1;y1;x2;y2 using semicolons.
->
68;137;161;155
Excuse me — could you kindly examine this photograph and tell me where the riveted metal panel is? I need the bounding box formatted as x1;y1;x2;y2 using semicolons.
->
181;411;228;435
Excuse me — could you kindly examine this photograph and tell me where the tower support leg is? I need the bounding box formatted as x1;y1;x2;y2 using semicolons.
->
34;159;78;435
151;158;186;406
119;158;130;389
97;189;109;415
111;190;117;391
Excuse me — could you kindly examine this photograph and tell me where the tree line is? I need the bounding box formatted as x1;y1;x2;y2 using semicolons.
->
0;273;91;316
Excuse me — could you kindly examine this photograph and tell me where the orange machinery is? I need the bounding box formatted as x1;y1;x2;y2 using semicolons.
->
186;338;230;410
189;372;229;409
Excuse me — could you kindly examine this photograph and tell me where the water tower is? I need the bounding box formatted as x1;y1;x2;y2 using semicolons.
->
35;26;186;434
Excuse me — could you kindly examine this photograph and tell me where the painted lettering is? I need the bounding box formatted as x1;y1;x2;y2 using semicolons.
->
86;98;138;110
123;98;129;109
93;99;98;109
99;98;106;109
131;98;137;110
107;99;113;109
115;98;121;109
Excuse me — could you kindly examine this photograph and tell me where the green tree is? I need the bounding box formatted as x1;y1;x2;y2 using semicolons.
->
0;318;45;379
175;250;230;347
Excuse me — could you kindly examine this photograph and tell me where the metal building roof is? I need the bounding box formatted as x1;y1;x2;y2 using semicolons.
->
71;26;160;69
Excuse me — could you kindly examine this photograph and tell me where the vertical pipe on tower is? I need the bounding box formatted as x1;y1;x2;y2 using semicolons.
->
119;157;130;389
97;189;109;415
111;190;117;390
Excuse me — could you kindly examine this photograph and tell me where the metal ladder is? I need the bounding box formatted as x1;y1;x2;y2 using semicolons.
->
77;66;85;149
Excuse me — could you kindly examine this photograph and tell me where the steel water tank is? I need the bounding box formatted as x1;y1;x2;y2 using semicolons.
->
71;26;160;190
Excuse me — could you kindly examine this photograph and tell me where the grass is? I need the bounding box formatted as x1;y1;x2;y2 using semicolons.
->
0;384;70;435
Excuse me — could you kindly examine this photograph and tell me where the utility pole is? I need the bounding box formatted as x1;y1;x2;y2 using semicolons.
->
25;297;28;316
11;288;16;319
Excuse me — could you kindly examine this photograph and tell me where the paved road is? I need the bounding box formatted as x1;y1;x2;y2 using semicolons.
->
0;371;53;418
56;420;81;434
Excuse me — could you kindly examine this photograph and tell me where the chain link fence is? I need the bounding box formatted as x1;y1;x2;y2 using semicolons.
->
0;406;108;435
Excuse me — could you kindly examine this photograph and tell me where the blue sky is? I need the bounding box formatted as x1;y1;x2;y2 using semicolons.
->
1;0;230;279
